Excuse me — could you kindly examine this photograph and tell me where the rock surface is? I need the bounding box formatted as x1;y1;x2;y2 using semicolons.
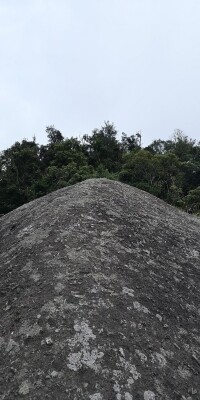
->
0;178;200;399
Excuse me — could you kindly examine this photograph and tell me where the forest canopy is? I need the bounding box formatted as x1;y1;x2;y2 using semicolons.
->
1;123;200;216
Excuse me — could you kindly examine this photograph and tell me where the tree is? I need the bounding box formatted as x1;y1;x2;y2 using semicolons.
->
119;150;182;201
46;126;64;144
0;123;200;216
180;161;200;195
0;139;42;213
119;150;162;195
183;187;200;214
145;139;168;155
82;122;122;172
170;130;197;162
146;131;200;161
40;136;87;170
121;132;141;153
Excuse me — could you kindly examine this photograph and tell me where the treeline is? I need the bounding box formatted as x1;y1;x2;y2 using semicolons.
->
0;122;200;216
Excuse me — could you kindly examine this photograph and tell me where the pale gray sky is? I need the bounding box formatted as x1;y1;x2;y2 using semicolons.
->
0;0;200;150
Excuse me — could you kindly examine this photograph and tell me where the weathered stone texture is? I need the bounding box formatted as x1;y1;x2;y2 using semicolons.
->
0;179;200;399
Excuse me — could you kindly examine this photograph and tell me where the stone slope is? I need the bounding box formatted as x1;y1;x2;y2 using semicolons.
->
0;178;200;400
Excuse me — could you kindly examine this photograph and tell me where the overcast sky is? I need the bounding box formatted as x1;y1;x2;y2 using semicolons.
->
0;0;200;150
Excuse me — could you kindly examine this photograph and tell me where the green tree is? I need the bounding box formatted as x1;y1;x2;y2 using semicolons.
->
83;122;122;172
0;123;200;216
40;136;87;170
46;126;64;144
180;161;200;195
0;139;41;213
121;132;141;153
119;150;162;195
183;187;200;214
145;139;169;155
119;150;182;201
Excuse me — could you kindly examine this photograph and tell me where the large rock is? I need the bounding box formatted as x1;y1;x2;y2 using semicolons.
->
0;179;200;399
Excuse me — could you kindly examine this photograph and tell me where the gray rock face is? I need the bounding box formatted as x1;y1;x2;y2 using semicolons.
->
0;178;200;399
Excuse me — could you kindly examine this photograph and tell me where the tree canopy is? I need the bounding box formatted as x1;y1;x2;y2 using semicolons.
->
1;123;200;216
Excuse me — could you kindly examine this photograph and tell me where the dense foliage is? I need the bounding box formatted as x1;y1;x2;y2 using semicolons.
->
1;123;200;216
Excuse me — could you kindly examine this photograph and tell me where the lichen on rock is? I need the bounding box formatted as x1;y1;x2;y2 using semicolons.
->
0;178;200;399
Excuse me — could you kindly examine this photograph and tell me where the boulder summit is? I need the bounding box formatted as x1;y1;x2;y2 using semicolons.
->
0;179;200;399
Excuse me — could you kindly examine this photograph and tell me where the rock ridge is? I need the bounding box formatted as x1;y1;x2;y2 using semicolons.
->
0;178;200;399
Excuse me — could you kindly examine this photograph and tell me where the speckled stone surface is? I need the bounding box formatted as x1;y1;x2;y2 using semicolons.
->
0;179;200;399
